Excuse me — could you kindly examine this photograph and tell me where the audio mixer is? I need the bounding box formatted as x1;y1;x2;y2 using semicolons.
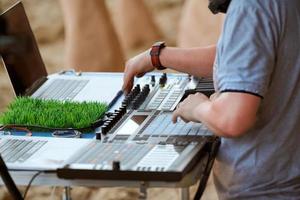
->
102;110;213;144
108;73;214;112
58;73;220;182
0;3;219;198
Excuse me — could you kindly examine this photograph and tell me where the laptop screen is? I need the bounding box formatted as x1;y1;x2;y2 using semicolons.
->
1;2;47;96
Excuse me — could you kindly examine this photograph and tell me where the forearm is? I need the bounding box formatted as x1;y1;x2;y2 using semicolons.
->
160;45;216;77
193;100;230;137
192;93;259;138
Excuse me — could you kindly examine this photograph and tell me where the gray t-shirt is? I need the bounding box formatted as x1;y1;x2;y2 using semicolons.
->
213;0;300;199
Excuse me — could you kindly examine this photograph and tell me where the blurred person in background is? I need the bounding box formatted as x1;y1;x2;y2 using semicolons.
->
123;0;300;199
59;0;223;72
59;0;161;72
177;0;223;48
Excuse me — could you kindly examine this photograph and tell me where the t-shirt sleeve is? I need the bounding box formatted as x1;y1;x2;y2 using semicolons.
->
216;2;279;98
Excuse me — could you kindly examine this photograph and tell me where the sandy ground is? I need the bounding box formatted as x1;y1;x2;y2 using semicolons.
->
0;0;220;199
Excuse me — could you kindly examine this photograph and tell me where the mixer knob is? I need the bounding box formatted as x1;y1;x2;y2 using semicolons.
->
162;73;167;79
159;73;167;86
120;105;126;111
133;84;140;94
114;110;121;115
105;112;114;117
117;110;124;120
150;75;155;86
121;102;127;107
145;84;150;92
111;113;119;121
102;121;111;129
96;132;101;140
132;100;138;107
135;84;141;91
103;121;110;126
144;84;150;90
106;119;113;125
112;160;120;171
119;107;126;115
101;125;108;135
115;111;123;119
122;98;128;105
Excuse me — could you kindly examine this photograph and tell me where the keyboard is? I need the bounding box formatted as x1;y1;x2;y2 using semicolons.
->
68;142;154;170
0;139;47;163
35;79;89;101
58;139;209;181
141;112;212;136
66;141;197;172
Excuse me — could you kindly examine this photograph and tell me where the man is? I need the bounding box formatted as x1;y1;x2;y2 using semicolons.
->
122;0;300;199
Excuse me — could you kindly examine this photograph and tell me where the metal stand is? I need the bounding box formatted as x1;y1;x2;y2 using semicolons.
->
0;155;23;200
138;182;148;200
137;181;190;200
62;186;72;200
181;187;190;200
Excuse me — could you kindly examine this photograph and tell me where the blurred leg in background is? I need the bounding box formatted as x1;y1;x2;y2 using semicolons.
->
113;0;162;54
60;0;162;72
60;0;124;72
177;0;223;47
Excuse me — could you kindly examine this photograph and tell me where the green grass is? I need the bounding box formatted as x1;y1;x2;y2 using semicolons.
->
0;97;108;129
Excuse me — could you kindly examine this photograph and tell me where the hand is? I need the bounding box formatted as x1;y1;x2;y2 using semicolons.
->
122;49;155;94
209;92;220;101
172;93;209;123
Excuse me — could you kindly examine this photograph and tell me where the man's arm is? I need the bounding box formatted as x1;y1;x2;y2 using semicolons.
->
123;45;216;93
172;92;261;138
160;46;216;77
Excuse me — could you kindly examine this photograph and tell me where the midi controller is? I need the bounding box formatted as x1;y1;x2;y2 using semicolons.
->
58;73;220;182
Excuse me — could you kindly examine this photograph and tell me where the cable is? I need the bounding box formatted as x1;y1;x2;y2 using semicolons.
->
7;169;57;200
193;138;221;200
22;170;56;200
0;124;93;132
22;171;42;200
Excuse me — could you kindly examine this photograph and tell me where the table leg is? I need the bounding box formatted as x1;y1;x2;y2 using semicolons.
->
181;187;190;200
62;186;72;200
139;181;148;200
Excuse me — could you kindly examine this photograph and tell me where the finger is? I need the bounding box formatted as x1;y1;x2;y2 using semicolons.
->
136;72;146;78
209;92;219;101
125;79;134;95
122;70;135;94
172;110;179;123
181;117;189;123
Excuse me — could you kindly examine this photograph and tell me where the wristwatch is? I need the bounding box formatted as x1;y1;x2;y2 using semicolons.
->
150;41;166;70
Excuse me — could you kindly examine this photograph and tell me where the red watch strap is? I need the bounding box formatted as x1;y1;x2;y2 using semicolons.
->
150;42;166;70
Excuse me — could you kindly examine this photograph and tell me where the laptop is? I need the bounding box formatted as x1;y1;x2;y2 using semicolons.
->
0;1;122;102
0;1;124;174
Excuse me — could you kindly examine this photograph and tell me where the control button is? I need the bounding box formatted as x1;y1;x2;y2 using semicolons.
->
135;84;141;92
159;74;167;86
150;75;156;86
96;132;101;140
112;160;120;171
101;125;108;135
